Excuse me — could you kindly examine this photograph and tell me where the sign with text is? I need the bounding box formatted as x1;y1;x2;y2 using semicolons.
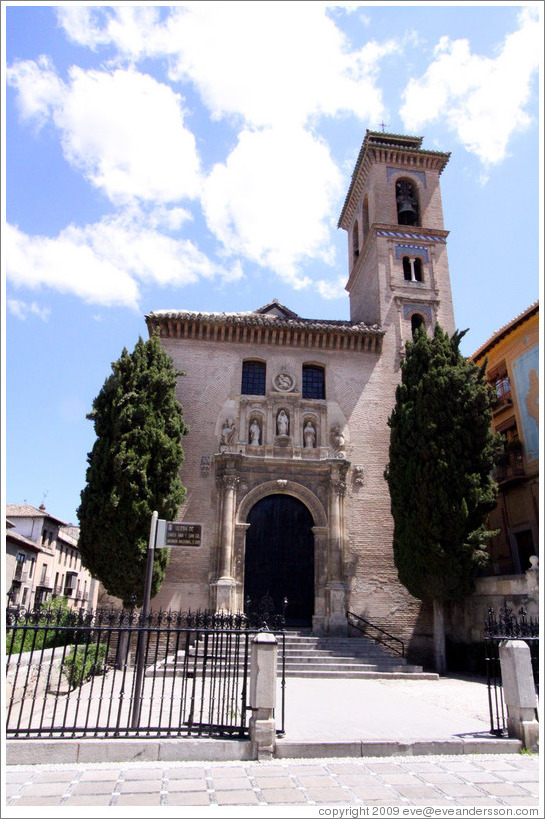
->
156;520;202;548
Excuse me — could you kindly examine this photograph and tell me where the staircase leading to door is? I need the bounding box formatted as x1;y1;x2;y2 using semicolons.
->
149;629;438;680
280;630;438;679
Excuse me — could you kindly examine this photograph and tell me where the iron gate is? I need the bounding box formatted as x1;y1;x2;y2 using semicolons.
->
484;604;539;735
6;607;286;740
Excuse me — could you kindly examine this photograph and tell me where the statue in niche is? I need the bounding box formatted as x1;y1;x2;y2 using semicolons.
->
303;420;316;449
277;409;289;436
249;418;261;445
220;418;236;448
330;424;345;451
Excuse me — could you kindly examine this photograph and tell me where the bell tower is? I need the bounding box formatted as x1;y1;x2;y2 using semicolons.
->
338;131;455;348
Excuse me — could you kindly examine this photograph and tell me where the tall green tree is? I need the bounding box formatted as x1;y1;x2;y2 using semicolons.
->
78;333;188;607
384;325;500;673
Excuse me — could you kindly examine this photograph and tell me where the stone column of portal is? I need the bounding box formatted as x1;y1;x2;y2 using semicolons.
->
326;475;347;633
216;474;238;611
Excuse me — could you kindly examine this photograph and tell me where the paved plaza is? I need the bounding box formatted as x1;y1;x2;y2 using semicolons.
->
4;753;541;809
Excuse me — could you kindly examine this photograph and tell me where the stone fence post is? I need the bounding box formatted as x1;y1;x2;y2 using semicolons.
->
499;640;539;750
249;631;277;759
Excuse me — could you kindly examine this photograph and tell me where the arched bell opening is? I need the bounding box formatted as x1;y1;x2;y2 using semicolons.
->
396;179;420;227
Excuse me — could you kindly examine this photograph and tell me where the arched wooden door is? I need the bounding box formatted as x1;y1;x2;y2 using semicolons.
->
244;494;314;627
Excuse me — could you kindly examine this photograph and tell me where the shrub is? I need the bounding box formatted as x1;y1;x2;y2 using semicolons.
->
6;597;79;655
63;643;108;689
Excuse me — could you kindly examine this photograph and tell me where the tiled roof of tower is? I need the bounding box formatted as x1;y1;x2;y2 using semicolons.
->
338;129;451;230
471;301;539;361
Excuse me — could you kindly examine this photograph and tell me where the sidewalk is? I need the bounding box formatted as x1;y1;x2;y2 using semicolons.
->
4;753;541;810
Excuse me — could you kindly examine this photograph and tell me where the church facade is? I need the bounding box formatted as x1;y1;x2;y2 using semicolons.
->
146;131;456;663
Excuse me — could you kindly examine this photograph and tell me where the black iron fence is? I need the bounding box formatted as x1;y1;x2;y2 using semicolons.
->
484;604;539;735
6;607;285;740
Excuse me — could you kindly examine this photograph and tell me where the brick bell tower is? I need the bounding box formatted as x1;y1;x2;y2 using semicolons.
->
338;130;456;352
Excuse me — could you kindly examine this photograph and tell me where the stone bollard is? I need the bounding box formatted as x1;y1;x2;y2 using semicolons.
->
499;640;539;750
249;631;278;759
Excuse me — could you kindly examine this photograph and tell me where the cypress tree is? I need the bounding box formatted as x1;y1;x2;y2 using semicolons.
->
384;325;500;673
77;333;188;607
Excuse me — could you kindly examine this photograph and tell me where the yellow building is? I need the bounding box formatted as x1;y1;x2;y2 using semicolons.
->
472;302;539;576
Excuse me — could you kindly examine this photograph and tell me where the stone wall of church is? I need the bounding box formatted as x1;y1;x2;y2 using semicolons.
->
150;326;435;666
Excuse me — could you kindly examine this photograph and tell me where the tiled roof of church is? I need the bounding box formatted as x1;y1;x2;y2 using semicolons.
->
147;302;382;334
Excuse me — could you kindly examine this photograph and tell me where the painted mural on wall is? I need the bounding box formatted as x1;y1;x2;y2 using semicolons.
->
512;344;539;462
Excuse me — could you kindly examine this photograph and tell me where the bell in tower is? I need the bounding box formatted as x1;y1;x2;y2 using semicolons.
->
395;179;419;226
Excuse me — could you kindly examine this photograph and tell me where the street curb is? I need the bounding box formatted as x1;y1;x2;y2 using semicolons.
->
6;736;522;765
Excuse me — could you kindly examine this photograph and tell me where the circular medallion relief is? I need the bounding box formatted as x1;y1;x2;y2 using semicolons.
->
273;371;296;392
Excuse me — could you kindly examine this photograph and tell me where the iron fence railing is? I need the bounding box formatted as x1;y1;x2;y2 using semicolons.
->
346;611;405;658
6;606;285;740
484;603;539;735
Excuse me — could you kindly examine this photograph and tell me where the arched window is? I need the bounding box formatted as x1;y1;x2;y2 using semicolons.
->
411;314;425;336
396;179;419;226
403;256;423;282
352;221;359;261
241;360;266;395
362;196;370;243
302;364;325;399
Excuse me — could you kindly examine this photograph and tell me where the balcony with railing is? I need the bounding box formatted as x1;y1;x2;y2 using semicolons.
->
492;375;513;414
494;441;526;485
13;565;28;583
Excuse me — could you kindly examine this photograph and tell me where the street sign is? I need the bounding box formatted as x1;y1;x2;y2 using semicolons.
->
156;520;202;548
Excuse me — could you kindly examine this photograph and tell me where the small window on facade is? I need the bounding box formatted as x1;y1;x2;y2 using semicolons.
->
241;360;266;395
396;180;419;226
411;314;425;336
303;365;325;399
352;220;359;260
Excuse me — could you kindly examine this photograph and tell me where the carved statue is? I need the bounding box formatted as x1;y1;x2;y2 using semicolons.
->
249;418;261;445
330;424;345;451
304;420;316;449
220;418;236;447
277;409;289;436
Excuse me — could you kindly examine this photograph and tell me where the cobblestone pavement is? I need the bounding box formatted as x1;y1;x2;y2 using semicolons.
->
4;753;541;811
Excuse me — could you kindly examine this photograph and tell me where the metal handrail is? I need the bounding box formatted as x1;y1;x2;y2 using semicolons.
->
346;610;405;658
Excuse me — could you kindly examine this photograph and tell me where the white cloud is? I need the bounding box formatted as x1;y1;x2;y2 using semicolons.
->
400;7;540;165
6;55;64;129
6;215;243;309
6;222;141;309
7;299;51;322
202;126;343;285
7;62;202;205
315;275;349;301
56;4;397;129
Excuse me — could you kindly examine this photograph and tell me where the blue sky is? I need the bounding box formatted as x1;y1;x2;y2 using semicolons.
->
3;2;542;525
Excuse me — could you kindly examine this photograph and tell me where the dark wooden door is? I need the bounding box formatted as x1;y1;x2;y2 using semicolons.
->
244;495;314;627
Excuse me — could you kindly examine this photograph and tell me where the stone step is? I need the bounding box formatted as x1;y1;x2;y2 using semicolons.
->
145;632;429;679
